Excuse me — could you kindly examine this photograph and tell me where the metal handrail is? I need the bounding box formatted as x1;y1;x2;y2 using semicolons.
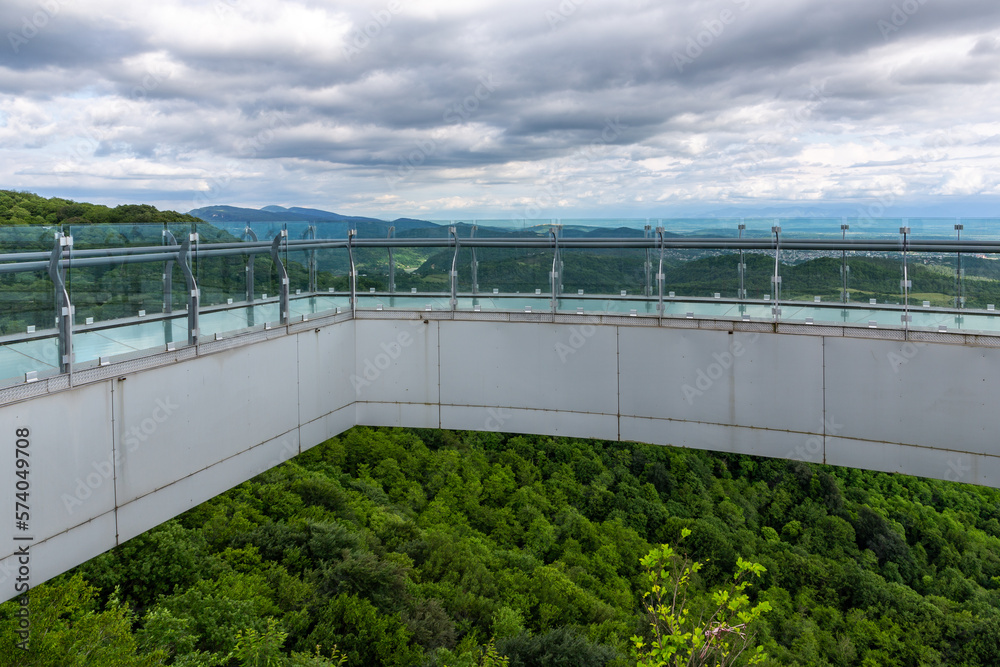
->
10;236;1000;268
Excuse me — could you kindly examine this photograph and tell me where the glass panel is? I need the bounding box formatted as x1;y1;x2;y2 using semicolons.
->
239;221;285;326
475;224;551;303
283;221;314;298
390;223;451;301
353;223;392;295
195;222;251;311
67;222;166;325
0;226;59;336
312;221;351;301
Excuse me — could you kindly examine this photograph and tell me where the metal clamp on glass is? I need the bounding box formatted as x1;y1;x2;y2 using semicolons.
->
271;230;290;325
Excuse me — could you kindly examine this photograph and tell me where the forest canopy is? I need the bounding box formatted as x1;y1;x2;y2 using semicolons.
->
0;190;199;227
3;427;1000;666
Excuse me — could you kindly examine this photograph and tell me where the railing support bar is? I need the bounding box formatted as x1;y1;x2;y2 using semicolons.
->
841;221;850;304
178;234;200;345
387;226;396;294
449;226;459;311
163;230;177;314
471;224;478;296
901;224;911;339
48;232;74;377
270;230;290;325
550;225;561;313
656;226;665;323
772;226;782;322
348;229;357;315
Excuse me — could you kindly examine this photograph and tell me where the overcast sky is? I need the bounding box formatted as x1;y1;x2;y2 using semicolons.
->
1;0;999;220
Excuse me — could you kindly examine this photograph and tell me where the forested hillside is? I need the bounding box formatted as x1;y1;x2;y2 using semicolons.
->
0;191;199;227
3;428;1000;666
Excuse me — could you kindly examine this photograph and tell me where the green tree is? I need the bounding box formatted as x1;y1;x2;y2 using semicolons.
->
0;575;167;666
631;529;771;667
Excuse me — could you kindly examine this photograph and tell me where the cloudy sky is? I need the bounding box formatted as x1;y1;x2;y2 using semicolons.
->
1;0;999;220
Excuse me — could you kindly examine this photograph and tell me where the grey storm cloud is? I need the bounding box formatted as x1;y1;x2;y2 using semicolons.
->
0;0;999;218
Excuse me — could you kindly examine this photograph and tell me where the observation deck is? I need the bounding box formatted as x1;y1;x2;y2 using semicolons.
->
2;218;1000;600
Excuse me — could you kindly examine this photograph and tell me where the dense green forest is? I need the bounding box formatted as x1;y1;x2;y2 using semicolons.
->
0;191;199;228
3;427;1000;666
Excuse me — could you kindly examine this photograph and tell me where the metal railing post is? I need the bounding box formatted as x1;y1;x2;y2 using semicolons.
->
348;229;357;315
270;230;289;325
449;226;459;310
955;222;964;309
48;232;74;376
771;226;782;322
241;227;258;327
841;221;850;303
738;221;746;299
550;226;561;313
901;224;911;337
470;224;478;296
644;223;652;297
387;226;396;294
306;224;317;293
178;234;200;345
242;226;258;304
162;230;177;314
656;226;665;321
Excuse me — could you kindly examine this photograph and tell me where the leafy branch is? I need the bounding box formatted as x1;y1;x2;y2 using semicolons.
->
631;528;772;667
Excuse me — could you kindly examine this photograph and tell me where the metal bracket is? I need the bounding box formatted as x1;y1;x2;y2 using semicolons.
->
270;229;289;325
348;229;357;314
470;224;478;296
178;234;200;345
163;229;177;314
449;226;459;310
387;226;396;294
772;226;782;322
656;227;666;317
48;233;73;376
738;221;746;301
901;224;910;336
550;226;561;313
304;224;317;292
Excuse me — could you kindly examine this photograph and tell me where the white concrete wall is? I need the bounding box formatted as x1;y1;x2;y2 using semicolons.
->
3;314;1000;601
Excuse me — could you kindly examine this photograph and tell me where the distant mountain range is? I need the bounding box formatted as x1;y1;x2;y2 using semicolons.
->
188;204;435;230
185;205;672;239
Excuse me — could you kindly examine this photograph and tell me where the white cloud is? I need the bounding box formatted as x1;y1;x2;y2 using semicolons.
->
0;0;999;218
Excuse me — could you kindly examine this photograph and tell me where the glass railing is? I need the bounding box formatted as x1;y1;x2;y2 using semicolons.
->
3;218;1000;388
